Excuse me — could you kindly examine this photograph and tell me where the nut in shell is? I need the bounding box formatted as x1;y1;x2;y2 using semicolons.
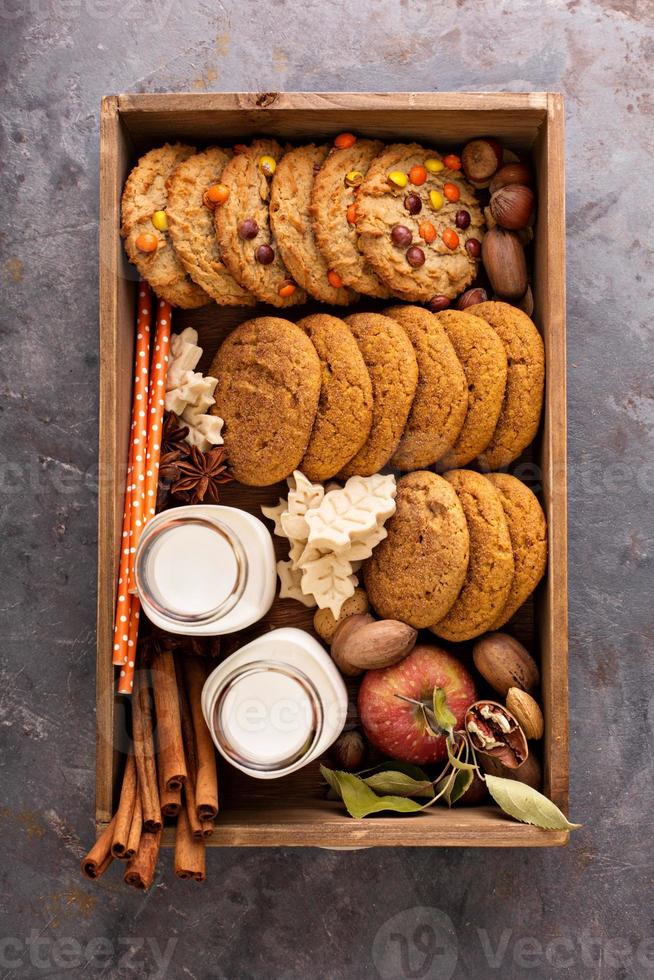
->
506;687;544;740
331;730;366;771
465;700;528;769
481;751;541;791
481;226;528;300
472;632;540;697
332;617;417;674
330;614;375;676
313;589;370;644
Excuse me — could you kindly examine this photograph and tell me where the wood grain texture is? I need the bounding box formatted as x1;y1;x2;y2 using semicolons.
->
96;92;568;846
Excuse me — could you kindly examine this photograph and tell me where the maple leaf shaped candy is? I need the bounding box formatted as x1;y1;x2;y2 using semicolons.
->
261;499;288;537
305;473;397;554
299;551;358;617
277;560;317;607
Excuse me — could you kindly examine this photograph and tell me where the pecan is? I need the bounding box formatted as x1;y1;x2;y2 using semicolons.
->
465;700;528;770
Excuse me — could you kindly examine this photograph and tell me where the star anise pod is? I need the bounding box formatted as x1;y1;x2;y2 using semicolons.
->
156;449;188;512
171;445;232;504
161;412;190;457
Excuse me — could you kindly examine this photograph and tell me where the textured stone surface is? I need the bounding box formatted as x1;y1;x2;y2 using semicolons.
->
1;1;653;977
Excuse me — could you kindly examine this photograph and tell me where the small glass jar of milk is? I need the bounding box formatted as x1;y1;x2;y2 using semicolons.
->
201;628;348;779
134;505;276;635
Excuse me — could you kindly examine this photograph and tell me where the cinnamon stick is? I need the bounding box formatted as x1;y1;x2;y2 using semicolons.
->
80;816;117;880
111;754;138;858
125;794;143;860
132;670;161;832
201;819;214;838
183;656;219;821
151;650;187;792
174;807;206;881
174;655;203;838
158;752;182;818
124;829;162;891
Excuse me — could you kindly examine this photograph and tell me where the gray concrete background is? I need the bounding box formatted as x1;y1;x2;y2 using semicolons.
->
1;0;653;977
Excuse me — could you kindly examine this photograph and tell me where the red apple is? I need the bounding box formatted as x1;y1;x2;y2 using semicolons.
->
358;645;477;765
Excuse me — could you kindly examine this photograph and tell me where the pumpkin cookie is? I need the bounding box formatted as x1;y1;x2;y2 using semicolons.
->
466;301;545;469
270;145;358;305
121;143;210;309
432;310;508;470
384;305;468;470
214;140;307;308
209;317;320;486
356;143;484;302
297;314;373;481
431;470;514;642
485;473;547;628
339;313;418;478
311;139;391;298
364;471;470;629
166;147;255;307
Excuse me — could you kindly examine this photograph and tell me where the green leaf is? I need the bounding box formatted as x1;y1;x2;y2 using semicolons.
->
446;735;476;772
485;775;582;831
432;687;457;734
320;766;425;819
437;768;474;806
364;771;434;799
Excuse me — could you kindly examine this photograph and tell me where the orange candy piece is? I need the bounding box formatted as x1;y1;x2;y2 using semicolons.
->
135;232;158;253
278;281;297;298
205;183;230;205
327;270;344;288
419;221;437;243
443;154;462;171
443;182;461;203
335;132;357;149
346;203;357;225
409;164;427;186
442;228;460;250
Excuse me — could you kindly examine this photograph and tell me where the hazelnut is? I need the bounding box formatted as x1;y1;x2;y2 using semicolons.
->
331;731;366;771
457;287;488;310
489;162;533;195
461;138;503;183
481;227;528;300
506;687;544;740
490;184;535;230
472;632;540;697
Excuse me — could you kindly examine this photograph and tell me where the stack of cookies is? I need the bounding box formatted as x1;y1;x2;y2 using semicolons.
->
120;138;485;308
207;302;544;485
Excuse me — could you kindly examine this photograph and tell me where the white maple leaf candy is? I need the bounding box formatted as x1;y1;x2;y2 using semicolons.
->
299;551;357;617
261;499;288;537
305;473;397;553
346;524;388;562
167;329;203;389
287;471;324;516
277;560;317;608
182;410;224;451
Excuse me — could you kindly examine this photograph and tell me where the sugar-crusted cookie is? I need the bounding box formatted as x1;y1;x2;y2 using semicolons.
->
485;473;547;628
214;140;307;308
364;471;470;629
311;139;391;298
339;313;418;478
432;310;508;470
466;301;545;469
209;317;321;486
270;144;358;305
297;314;373;482
356;143;484;302
166;147;255;307
384;305;468;470
121;143;210;309
431;469;514;642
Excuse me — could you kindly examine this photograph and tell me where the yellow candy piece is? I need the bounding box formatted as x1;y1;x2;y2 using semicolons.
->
259;155;277;176
388;170;408;189
151;210;168;231
344;170;364;187
429;189;444;211
425;157;445;174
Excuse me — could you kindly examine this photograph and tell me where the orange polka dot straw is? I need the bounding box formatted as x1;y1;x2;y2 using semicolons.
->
112;283;152;669
118;298;172;696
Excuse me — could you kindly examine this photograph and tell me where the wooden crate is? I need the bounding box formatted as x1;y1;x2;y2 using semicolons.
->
98;92;568;847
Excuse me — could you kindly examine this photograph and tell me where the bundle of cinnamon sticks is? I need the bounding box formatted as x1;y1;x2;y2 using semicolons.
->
82;650;218;889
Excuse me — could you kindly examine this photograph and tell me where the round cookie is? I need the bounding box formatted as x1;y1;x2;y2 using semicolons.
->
384;305;468;470
209;317;321;486
339;313;418;478
485;473;547;628
466;301;545;469
356;143;484;302
214;140;307;308
166;147;255;307
270;145;358;305
297;314;374;481
311;139;391;298
432;310;508;471
121;143;210;309
363;471;470;629
430;470;514;642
